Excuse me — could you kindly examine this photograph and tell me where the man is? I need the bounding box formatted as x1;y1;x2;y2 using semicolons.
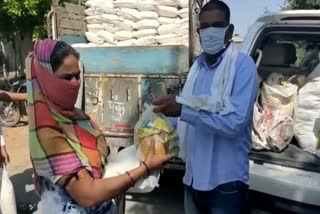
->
0;90;27;165
153;1;258;213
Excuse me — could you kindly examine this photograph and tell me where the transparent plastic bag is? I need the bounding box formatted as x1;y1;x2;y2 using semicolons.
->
102;145;159;193
134;105;179;161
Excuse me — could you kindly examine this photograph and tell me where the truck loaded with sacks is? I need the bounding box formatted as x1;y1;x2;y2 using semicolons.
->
49;1;320;211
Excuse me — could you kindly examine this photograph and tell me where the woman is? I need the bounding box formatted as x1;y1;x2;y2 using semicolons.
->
27;39;171;213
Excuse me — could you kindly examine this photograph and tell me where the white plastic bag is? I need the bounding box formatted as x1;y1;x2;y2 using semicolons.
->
0;165;17;214
103;145;160;193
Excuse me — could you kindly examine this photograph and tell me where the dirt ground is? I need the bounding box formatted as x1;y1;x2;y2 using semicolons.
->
4;117;40;213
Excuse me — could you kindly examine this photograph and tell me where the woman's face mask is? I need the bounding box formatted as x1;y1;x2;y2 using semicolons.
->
199;26;228;55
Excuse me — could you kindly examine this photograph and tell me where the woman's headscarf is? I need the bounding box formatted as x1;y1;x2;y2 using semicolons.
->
27;40;108;192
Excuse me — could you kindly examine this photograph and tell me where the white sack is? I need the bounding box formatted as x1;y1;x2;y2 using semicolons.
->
133;29;157;38
136;0;157;11
177;0;188;8
100;14;122;24
85;8;104;16
101;43;116;47
98;30;115;44
117;39;137;46
178;8;189;18
85;32;105;45
87;24;105;33
0;165;17;214
157;34;181;44
85;0;113;8
102;23;119;33
136;36;158;46
158;17;179;24
119;8;141;22
252;105;294;152
261;81;298;116
294;76;320;156
114;0;137;9
115;31;134;41
134;20;160;30
158;24;179;35
85;15;102;24
118;19;135;31
157;6;179;18
103;145;159;193
176;17;189;24
139;11;159;19
155;0;178;6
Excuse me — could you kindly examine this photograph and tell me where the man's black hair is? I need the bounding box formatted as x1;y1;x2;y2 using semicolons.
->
50;41;80;72
199;0;231;24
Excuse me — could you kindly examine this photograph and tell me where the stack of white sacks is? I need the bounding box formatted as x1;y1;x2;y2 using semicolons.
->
84;0;189;46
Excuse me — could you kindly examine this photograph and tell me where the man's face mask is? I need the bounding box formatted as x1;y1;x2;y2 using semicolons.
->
199;26;228;55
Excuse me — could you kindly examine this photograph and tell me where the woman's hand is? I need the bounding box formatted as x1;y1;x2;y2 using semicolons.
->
0;146;10;165
144;141;172;171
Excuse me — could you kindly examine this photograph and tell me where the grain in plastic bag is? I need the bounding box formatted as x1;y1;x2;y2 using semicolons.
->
134;105;179;161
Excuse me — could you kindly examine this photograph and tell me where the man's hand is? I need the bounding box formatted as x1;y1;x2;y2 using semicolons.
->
0;146;10;165
152;95;182;117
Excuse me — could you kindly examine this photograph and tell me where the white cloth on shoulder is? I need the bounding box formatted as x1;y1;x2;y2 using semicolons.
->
176;42;239;160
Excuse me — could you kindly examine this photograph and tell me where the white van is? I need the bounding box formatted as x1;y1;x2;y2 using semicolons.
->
242;10;320;213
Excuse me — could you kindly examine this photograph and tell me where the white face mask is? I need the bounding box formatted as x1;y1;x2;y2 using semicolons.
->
200;26;228;55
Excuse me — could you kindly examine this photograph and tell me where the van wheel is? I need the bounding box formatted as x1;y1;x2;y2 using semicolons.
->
116;194;126;214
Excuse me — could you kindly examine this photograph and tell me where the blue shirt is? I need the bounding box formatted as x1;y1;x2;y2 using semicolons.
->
171;52;258;191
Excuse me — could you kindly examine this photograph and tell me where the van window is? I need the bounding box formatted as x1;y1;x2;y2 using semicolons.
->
255;33;320;81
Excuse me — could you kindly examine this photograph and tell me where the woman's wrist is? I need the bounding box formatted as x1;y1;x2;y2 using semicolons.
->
140;161;151;176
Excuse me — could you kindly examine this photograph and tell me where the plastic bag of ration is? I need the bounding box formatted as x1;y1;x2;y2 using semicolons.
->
134;105;179;161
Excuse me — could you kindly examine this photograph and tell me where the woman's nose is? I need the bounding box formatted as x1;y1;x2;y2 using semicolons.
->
71;77;79;82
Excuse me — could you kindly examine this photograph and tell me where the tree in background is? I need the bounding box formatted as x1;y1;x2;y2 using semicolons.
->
287;0;320;9
0;0;51;71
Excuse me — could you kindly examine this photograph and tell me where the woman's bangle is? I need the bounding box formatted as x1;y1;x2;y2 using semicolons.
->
141;161;151;176
125;171;135;187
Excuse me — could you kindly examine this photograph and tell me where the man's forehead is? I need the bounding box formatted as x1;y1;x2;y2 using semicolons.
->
199;9;227;23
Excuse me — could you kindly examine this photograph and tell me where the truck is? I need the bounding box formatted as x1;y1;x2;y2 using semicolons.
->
243;10;320;213
50;1;320;213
